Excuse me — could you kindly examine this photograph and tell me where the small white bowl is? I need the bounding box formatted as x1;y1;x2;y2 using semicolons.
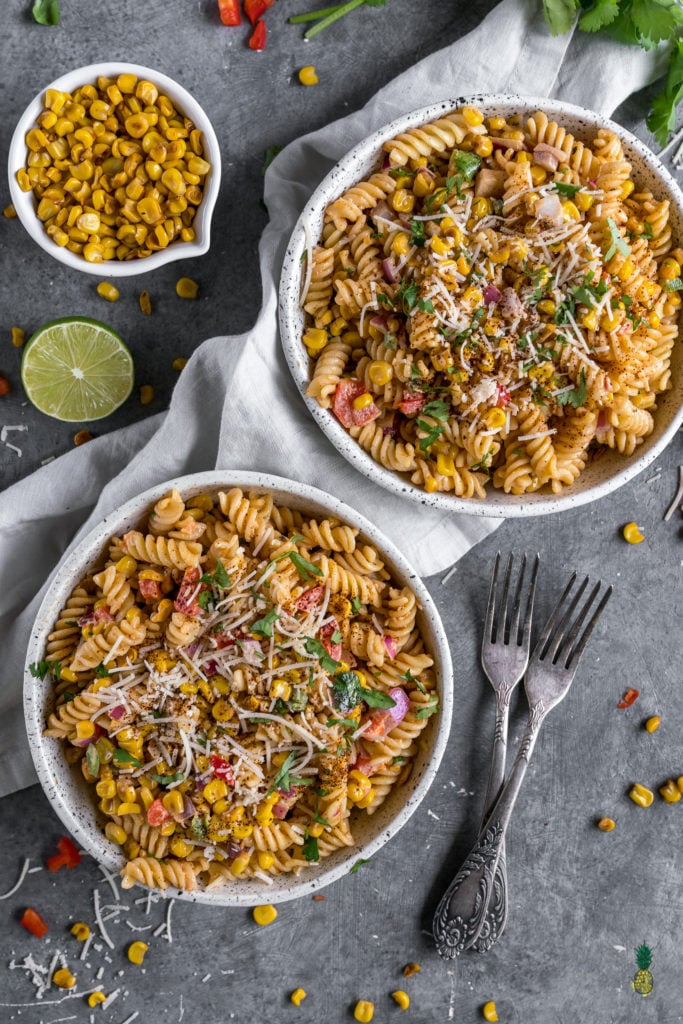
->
279;95;683;517
8;62;221;277
24;471;453;906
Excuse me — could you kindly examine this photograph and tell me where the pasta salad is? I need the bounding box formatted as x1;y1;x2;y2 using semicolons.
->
301;104;680;497
40;487;437;892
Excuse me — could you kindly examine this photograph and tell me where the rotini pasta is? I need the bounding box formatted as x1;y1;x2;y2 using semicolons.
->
39;488;438;892
301;105;680;497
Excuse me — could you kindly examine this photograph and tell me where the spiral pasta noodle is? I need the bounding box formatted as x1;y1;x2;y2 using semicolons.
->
39;487;438;891
301;104;680;498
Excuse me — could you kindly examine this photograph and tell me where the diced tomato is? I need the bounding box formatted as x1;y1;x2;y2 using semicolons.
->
332;379;380;429
174;567;202;616
46;835;81;872
397;391;427;416
248;18;267;49
76;606;95;627
318;619;342;661
496;385;511;407
296;585;324;613
210;754;235;784
20;907;48;939
139;578;162;600
352;753;376;776
362;709;396;741
212;627;247;650
94;605;113;622
217;0;241;24
147;798;171;827
244;0;273;24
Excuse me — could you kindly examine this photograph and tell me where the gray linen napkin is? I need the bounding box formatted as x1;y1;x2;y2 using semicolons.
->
0;0;665;795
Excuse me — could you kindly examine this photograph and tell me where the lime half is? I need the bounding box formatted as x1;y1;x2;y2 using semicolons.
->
21;317;134;422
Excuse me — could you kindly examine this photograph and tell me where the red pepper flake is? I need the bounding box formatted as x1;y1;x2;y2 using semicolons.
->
248;18;267;49
617;688;640;709
312;894;327;901
20;907;48;938
46;835;81;872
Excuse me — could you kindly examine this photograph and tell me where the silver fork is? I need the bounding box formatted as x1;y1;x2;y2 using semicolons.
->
433;571;612;960
470;551;539;953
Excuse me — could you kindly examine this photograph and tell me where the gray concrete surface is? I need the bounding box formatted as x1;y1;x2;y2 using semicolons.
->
1;1;682;1022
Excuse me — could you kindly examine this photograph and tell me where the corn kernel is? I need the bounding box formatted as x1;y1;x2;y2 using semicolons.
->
53;968;76;989
253;904;278;926
256;850;275;871
354;1000;374;1023
203;778;228;804
368;360;393;386
433;452;454;477
659;256;681;281
629;783;653;807
117;801;142;815
75;720;95;741
95;281;119;303
298;65;319;86
303;327;329;354
536;299;556;316
485;407;507;430
597;817;615;832
402;961;420;977
348;769;373;804
308;821;324;838
473;135;493;158
70;921;91;941
561;201;581;222
162;790;185;815
139;384;155;406
391;990;410;1010
424;475;438;493
456;255;471;276
127;941;149;965
88;991;106;1007
352;392;374;411
290;987;307;1006
413;171;435;197
170;837;193;857
580;310;598;332
482;1001;498;1022
211;699;234;722
645;715;660;733
96;779;117;799
329;317;348;337
159;821;176;836
600;312;621;332
391;189;415;214
355;787;375;809
622;522;644;544
660;780;681;803
619;180;635;200
104;822;127;845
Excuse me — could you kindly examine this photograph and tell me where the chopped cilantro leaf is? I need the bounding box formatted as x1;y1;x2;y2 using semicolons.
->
471;451;493;472
410;220;426;248
94;663;109;677
361;688;396;709
326;717;359;729
305;637;340;674
422;399;450;421
417;298;435;313
396;279;419;313
112;749;142;768
391;755;407;765
86;744;99;778
415;698;440;719
197;590;212;610
252;607;279;638
416;419;445;454
350;596;363;614
331;671;363;713
556;368;588;409
452;150;481;182
401;668;426;694
269;750;297;794
552;181;582;198
604;217;630;262
376;292;394;307
149;771;185;786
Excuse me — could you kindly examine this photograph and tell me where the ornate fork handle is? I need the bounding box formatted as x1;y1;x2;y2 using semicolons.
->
433;702;545;959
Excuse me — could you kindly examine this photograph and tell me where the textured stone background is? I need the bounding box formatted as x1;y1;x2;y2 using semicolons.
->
1;1;682;1022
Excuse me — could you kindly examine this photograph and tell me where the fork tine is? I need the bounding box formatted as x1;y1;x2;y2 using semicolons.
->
500;553;514;641
545;575;590;663
508;552;526;644
532;571;577;661
553;580;601;665
519;552;539;648
565;583;612;668
484;552;501;643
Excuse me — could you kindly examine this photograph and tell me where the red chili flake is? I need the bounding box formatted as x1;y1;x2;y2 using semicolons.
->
617;688;640;709
312;894;327;901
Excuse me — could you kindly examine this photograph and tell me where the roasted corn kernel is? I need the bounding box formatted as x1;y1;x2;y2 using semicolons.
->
622;522;644;544
597;817;615;832
53;968;76;989
127;941;149;965
659;780;681;804
88;992;106;1007
644;715;661;733
70;921;91;941
629;783;654;807
253;904;278;926
96;281;120;302
290;988;307;1006
402;962;421;978
139;384;155;405
482;1001;498;1022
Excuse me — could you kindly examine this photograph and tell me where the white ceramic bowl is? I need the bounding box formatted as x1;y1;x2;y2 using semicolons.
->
279;94;683;518
24;471;453;905
8;62;221;277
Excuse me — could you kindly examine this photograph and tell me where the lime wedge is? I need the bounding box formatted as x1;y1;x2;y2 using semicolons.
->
21;317;134;422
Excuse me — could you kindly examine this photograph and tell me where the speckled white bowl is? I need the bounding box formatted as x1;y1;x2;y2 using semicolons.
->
24;471;453;905
8;62;221;277
279;95;683;518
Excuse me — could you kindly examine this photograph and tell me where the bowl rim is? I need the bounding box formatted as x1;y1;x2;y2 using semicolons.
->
278;93;683;518
8;61;221;277
24;470;454;905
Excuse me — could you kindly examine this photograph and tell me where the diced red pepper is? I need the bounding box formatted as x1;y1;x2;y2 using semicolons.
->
333;379;380;429
496;385;511;407
217;0;241;24
46;835;81;872
248;18;267;49
174;566;202;616
244;0;274;25
296;585;325;613
318;619;342;661
147;798;171;827
397;391;427;417
617;688;640;709
20;907;48;939
139;577;162;600
210;754;235;784
362;709;396;741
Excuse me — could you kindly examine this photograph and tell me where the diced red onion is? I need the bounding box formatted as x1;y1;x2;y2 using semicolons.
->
226;840;242;860
109;705;125;720
383;412;401;438
381;154;391;170
388;687;410;725
483;284;501;304
202;659;219;677
72;724;104;748
185;641;201;657
176;796;196;821
597;411;607;431
370;315;389;332
382;258;398;284
383;635;398;659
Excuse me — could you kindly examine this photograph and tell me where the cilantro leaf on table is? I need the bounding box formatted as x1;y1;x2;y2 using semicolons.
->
631;0;683;45
32;0;60;25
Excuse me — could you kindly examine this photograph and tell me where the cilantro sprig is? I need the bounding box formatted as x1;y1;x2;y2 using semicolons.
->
556;368;588;409
32;0;60;25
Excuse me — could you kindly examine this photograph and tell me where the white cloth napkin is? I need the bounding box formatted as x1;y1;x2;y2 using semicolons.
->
0;0;665;795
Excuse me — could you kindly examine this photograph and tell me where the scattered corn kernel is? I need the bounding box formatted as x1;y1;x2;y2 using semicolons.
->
659;780;681;804
402;962;421;977
96;281;119;302
629;783;654;807
622;522;644;544
172;356;188;371
597;817;615;832
298;65;319;86
253;904;278;926
11;327;25;348
353;1000;374;1023
53;968;76;989
88;992;106;1007
392;990;410;1011
139;384;155;406
580;310;598;332
3;203;17;219
176;276;199;299
482;1001;498;1022
290;988;307;1006
127;941;149;965
644;715;660;733
70;921;91;941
